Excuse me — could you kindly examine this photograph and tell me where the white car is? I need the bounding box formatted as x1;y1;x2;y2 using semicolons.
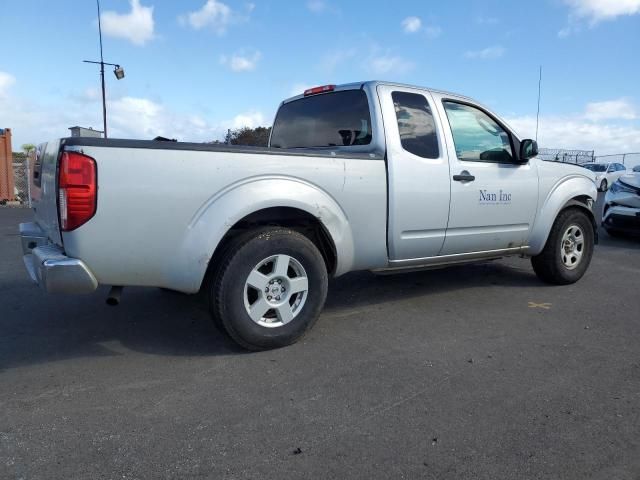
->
602;172;640;236
582;162;628;191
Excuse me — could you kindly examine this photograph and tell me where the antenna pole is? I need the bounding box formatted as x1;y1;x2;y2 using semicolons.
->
96;0;107;138
535;65;542;142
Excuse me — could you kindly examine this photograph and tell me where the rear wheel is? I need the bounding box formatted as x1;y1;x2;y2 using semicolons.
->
209;228;328;350
531;208;594;285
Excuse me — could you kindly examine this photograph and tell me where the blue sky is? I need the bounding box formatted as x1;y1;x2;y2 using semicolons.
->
1;0;639;154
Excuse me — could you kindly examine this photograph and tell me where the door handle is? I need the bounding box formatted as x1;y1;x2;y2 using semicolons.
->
453;171;475;182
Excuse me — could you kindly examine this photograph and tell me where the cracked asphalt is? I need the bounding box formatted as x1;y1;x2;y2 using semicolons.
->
1;203;639;479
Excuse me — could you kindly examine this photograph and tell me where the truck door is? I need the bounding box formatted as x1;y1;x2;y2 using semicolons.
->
432;94;539;255
377;85;451;260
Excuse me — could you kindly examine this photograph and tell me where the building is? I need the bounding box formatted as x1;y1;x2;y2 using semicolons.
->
0;128;15;202
68;126;103;138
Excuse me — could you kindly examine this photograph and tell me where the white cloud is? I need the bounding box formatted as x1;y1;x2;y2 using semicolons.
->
402;16;422;33
584;99;636;121
101;0;155;46
401;18;441;37
464;45;505;59
108;101;266;139
179;0;236;34
367;54;414;75
563;0;640;23
108;96;164;137
0;71;16;98
508;115;640;155
232;111;266;129
108;100;266;139
220;51;261;72
0;84;272;147
559;0;640;36
506;99;640;155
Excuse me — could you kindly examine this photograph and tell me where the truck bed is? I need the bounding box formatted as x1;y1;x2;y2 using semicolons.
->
33;137;389;293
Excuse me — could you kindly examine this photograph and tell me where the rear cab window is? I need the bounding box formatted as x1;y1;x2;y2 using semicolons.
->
270;90;372;149
391;91;439;159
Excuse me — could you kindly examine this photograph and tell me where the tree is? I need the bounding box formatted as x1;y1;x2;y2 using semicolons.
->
226;126;272;147
21;143;36;155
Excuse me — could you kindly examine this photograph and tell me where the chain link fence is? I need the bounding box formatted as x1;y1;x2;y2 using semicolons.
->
0;153;31;208
537;149;640;169
13;154;31;207
537;148;595;165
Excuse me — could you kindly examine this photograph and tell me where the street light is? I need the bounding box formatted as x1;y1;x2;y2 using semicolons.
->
82;0;125;138
113;65;125;80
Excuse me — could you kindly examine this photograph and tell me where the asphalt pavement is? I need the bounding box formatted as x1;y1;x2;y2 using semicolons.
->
1;204;639;479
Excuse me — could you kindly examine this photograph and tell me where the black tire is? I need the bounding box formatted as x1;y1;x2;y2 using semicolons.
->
600;179;608;192
202;229;258;330
209;228;328;350
531;208;594;285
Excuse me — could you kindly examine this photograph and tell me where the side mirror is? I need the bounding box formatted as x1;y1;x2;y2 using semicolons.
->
519;139;538;162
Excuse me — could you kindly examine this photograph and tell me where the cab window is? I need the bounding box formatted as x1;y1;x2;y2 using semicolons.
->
270;90;372;149
391;91;439;159
443;101;513;163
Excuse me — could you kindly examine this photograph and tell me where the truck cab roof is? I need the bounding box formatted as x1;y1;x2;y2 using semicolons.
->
281;80;477;106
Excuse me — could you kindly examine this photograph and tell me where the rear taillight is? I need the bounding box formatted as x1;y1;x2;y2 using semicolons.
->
58;151;97;231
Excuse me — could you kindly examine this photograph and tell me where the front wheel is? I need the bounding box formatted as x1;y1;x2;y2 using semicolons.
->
210;228;328;350
531;208;594;285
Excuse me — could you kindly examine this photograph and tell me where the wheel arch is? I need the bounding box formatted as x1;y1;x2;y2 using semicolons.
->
167;177;354;293
206;206;338;280
527;174;598;256
528;176;598;256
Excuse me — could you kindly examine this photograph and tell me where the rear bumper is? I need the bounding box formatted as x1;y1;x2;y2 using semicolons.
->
20;222;98;294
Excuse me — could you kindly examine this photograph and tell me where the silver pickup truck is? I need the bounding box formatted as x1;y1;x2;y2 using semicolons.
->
21;80;598;350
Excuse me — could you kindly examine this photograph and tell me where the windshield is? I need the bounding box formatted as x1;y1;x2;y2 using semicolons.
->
270;90;372;149
582;164;607;172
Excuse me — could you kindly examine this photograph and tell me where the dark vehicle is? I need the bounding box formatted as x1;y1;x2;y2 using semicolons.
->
602;172;640;237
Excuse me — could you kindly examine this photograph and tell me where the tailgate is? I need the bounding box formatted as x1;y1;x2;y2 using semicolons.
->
30;140;62;245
